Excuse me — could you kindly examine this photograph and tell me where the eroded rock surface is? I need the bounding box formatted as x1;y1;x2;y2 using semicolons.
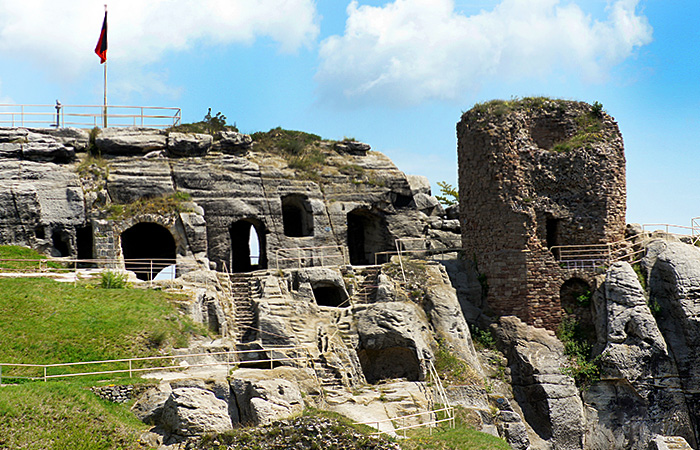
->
493;316;585;450
586;261;693;449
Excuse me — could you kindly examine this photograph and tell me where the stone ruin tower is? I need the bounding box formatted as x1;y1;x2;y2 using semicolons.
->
457;99;626;330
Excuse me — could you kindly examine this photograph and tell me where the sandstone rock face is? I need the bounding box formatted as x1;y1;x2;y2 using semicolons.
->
422;263;482;375
493;316;585;450
644;241;700;446
230;374;304;425
355;301;433;383
160;387;234;436
95;127;167;155
0;127;78;163
586;261;694;449
648;435;694;450
216;131;253;154
334;140;370;155
167;132;213;157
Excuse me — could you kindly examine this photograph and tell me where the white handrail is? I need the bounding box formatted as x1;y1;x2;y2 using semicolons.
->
0;104;181;128
0;346;310;383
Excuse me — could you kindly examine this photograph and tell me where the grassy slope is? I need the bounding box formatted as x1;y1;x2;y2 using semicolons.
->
0;277;195;366
0;248;203;450
0;381;148;450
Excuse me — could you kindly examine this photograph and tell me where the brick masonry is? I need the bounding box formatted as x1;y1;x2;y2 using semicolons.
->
457;99;626;330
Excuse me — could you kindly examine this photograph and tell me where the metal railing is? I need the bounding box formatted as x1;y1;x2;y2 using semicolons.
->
551;233;645;270
274;245;348;269
0;257;177;283
0;104;181;129
643;222;700;244
0;346;310;384
356;406;455;437
552;218;700;270
356;361;454;437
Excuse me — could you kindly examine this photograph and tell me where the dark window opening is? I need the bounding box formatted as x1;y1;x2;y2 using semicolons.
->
35;226;45;240
357;347;420;383
282;195;313;237
546;218;560;249
230;219;267;273
392;193;413;208
76;225;93;260
121;223;176;281
313;283;347;308
347;209;391;266
206;302;220;334
51;229;69;257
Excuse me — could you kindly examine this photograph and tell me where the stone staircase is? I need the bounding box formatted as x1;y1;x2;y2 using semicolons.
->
353;265;381;304
229;272;258;342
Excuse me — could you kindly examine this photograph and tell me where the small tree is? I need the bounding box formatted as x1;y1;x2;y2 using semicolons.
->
203;108;228;134
435;181;459;207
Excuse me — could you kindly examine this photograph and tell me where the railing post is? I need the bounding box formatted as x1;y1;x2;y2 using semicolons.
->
44;366;47;382
129;360;132;378
0;365;3;385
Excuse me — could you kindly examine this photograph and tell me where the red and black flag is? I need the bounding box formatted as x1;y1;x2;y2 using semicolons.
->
95;11;107;64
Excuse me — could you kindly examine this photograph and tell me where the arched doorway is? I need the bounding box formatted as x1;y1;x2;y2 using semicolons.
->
121;223;176;281
347;208;390;265
282;194;314;237
560;277;595;343
230;219;267;273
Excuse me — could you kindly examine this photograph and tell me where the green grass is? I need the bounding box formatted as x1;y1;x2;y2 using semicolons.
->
434;339;482;385
469;96;554;116
107;191;193;220
0;380;147;450
0;245;63;271
0;277;203;376
400;406;510;450
0;274;208;448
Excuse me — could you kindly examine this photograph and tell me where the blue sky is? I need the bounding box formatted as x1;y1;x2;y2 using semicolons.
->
0;0;697;227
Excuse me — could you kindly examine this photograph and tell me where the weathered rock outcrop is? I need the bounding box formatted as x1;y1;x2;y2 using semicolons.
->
644;240;700;446
586;261;694;449
95;127;167;155
493;316;585;450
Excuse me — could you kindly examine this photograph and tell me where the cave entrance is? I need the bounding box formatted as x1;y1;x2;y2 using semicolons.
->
347;209;390;266
357;347;420;383
282;194;314;237
392;192;413;208
76;225;95;267
121;223;176;281
51;229;70;257
230;219;267;273
312;282;347;308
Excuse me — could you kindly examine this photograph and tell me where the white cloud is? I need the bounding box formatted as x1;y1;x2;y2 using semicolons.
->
0;0;320;78
316;0;653;106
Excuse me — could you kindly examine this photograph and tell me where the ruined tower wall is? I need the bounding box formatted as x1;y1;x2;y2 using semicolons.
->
458;99;626;329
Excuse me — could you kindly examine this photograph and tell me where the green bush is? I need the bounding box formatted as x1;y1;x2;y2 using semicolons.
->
470;324;496;350
557;315;600;387
99;270;128;289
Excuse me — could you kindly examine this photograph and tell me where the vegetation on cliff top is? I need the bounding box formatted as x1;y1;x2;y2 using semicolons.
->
107;191;194;220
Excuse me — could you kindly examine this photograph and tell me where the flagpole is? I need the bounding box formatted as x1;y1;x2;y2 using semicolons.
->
103;4;108;128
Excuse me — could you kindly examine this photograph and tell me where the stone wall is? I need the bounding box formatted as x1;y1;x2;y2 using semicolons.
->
458;99;626;329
